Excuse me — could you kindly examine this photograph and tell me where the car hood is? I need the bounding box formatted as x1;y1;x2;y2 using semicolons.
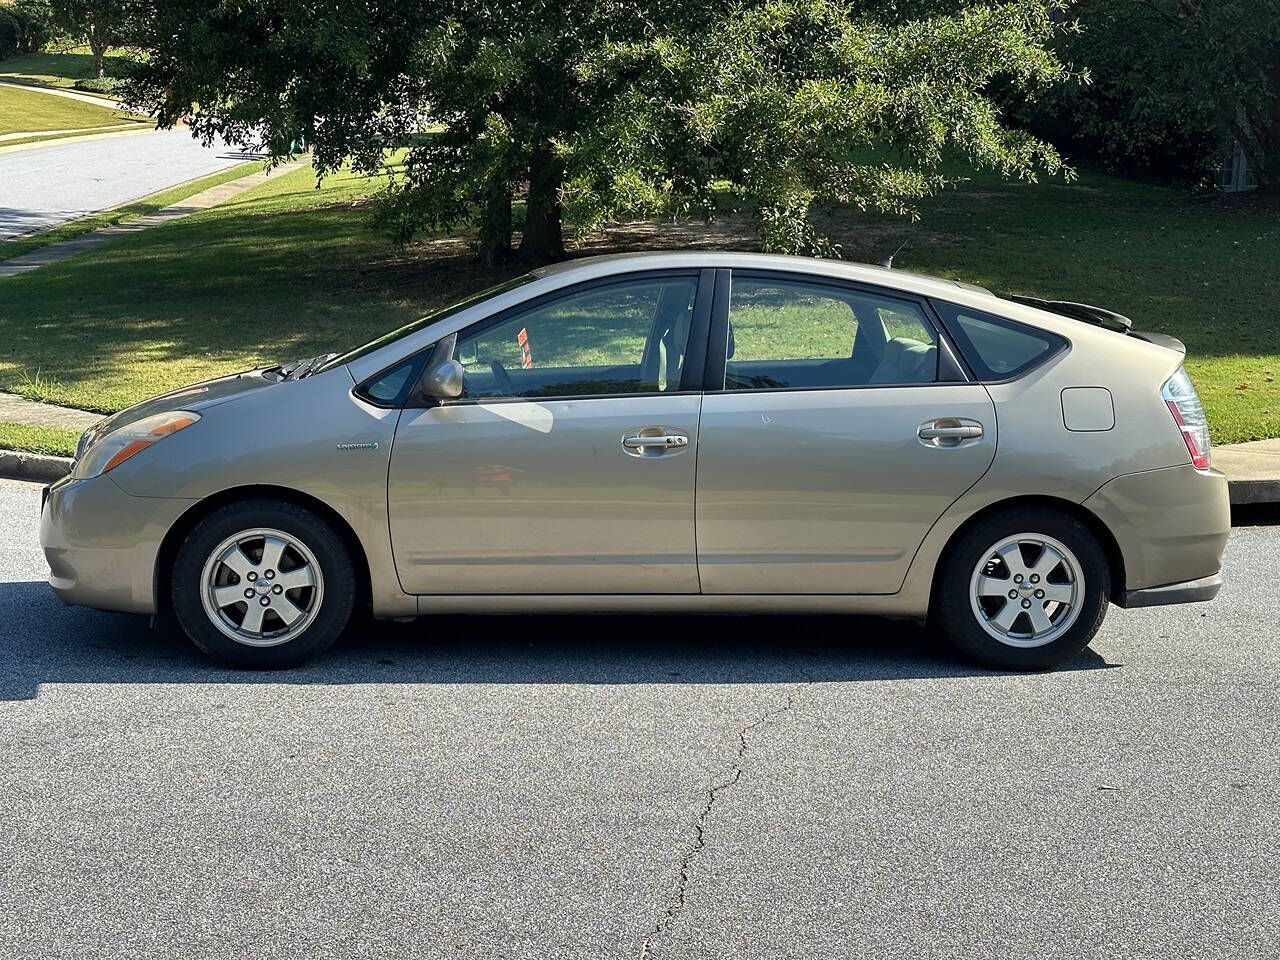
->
76;368;280;455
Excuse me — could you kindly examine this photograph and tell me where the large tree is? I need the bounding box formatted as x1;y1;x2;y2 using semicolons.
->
125;0;1076;263
49;0;137;78
1023;1;1280;189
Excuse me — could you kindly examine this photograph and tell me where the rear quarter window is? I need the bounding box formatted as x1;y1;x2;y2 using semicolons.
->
932;301;1066;381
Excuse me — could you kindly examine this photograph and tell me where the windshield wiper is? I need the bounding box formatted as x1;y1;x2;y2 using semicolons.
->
284;352;338;380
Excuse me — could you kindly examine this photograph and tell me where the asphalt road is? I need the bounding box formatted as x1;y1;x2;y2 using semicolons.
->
1;478;1276;959
0;128;254;241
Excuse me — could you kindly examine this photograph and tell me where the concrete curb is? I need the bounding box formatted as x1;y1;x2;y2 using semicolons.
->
1227;479;1280;506
0;451;72;484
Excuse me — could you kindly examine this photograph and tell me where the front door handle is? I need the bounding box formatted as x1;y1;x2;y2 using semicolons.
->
918;418;984;447
622;430;689;457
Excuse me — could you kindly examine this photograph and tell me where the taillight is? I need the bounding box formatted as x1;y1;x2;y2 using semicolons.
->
1162;367;1211;470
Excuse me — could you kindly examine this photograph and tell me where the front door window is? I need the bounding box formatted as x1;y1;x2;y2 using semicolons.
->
455;276;698;399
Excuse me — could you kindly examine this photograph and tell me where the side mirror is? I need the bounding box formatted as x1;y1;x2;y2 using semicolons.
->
421;358;464;400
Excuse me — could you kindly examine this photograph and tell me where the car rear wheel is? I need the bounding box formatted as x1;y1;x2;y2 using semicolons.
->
936;507;1110;670
171;499;356;668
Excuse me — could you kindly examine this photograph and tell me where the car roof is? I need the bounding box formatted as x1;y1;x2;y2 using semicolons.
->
531;251;998;306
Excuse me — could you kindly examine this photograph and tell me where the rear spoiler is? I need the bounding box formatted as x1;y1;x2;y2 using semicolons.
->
1001;293;1185;355
1128;330;1186;354
1003;294;1132;332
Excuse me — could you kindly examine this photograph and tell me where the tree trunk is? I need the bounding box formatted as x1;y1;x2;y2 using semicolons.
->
477;168;514;266
1262;51;1280;194
518;142;565;264
88;26;107;80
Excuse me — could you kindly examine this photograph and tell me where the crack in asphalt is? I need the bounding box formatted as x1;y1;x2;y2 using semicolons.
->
640;683;808;959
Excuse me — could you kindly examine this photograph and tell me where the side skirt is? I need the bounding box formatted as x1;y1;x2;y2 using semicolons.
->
412;593;926;618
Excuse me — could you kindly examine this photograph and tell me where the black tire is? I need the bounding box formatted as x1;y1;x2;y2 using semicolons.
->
171;499;356;669
935;507;1110;671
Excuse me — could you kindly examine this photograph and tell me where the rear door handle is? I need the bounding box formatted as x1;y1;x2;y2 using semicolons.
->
918;419;984;447
623;434;688;449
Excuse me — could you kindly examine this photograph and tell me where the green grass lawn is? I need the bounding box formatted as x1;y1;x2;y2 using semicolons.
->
0;162;1274;443
0;161;261;260
0;422;79;458
826;172;1280;445
0;45;132;93
0;84;144;139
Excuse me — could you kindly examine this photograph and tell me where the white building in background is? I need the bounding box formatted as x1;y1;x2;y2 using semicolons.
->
1217;109;1261;193
1217;138;1258;193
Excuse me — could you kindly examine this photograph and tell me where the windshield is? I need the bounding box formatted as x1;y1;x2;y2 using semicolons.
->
317;274;537;373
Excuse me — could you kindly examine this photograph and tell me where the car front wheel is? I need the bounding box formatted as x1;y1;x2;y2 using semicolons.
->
937;507;1110;670
171;499;356;668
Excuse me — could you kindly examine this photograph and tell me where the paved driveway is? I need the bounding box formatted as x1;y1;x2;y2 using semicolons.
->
0;128;254;241
0;479;1276;959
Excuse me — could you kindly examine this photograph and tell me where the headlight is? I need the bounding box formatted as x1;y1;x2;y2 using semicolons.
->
72;411;200;479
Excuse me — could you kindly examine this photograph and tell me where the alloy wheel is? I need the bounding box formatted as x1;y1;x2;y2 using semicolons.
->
199;528;324;647
968;533;1084;648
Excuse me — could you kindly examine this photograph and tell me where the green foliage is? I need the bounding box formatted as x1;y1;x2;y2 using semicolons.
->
1021;0;1280;188
126;0;1075;262
0;1;53;59
0;11;20;59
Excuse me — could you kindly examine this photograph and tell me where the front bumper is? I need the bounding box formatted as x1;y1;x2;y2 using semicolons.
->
40;473;197;614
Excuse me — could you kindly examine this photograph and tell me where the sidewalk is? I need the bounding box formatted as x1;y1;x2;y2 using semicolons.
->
0;121;142;143
0;79;128;110
2;389;1278;503
0;392;99;431
0;156;307;278
1211;440;1280;505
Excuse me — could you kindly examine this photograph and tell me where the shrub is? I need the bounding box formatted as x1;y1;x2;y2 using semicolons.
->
73;76;121;93
0;1;54;58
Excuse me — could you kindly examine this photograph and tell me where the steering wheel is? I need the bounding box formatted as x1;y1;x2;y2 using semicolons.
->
489;359;516;397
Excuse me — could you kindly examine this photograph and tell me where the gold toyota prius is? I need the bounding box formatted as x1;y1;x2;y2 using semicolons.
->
40;252;1230;670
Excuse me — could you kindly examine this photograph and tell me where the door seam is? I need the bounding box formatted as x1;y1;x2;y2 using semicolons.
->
692;391;705;594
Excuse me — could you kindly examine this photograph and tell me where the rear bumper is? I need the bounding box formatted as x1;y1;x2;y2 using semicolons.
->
1117;572;1223;609
1084;463;1230;596
40;473;196;614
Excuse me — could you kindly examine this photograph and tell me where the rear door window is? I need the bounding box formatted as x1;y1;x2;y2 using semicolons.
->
932;301;1066;381
723;276;938;390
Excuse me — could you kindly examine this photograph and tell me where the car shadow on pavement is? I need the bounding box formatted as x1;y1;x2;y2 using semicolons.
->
0;580;1114;701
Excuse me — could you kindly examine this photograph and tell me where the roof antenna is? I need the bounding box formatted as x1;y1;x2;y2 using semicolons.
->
879;239;908;269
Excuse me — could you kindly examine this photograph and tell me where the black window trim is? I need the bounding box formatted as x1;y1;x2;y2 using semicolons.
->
703;267;971;395
928;297;1071;385
352;348;434;410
